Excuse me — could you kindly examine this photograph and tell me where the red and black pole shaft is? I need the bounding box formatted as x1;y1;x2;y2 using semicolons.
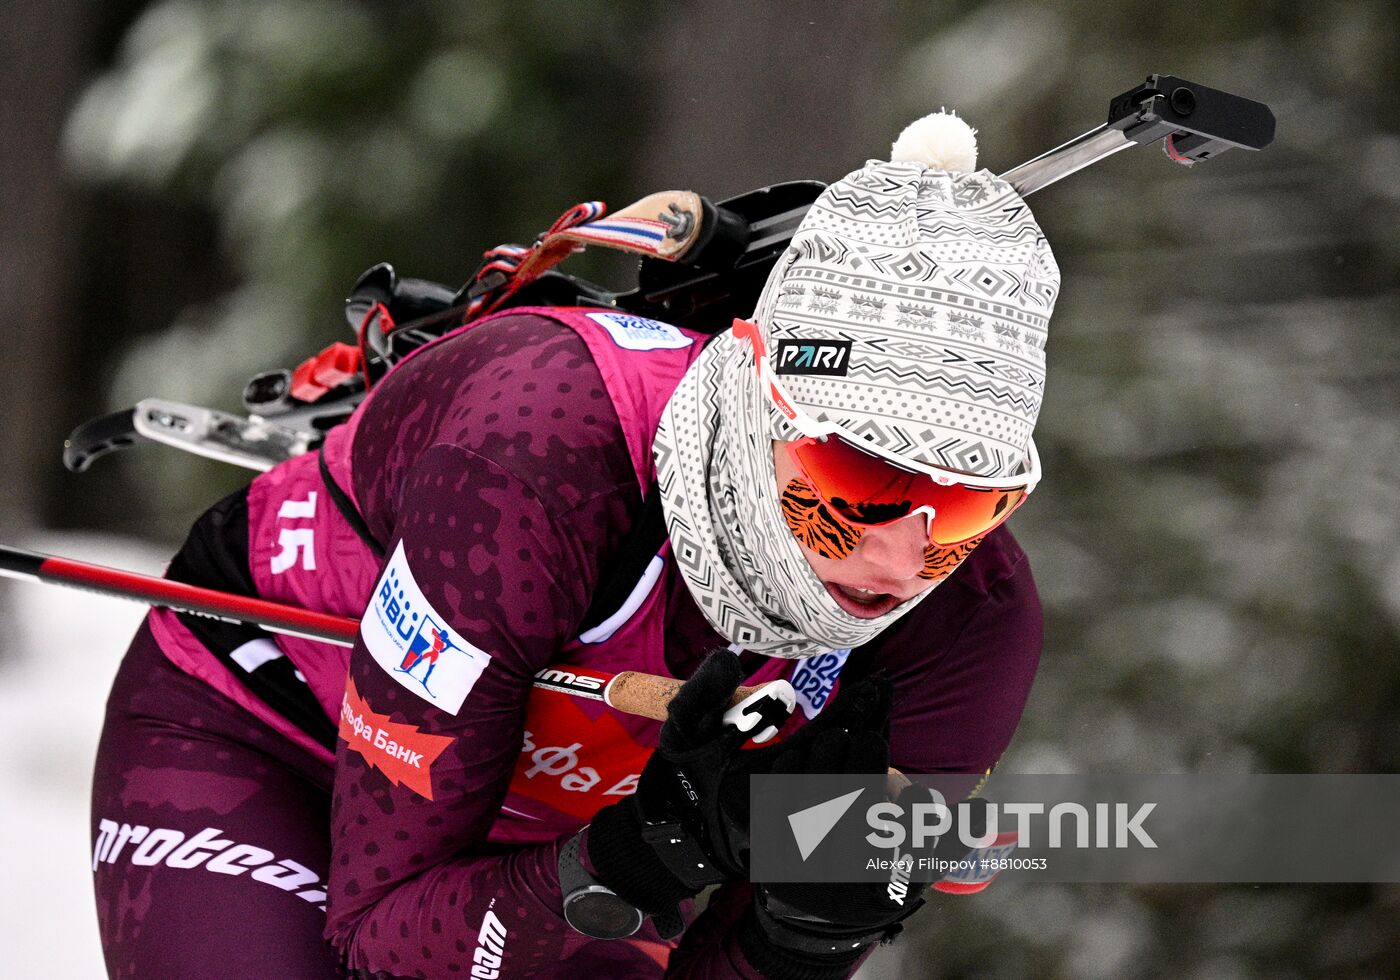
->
0;544;359;646
0;544;787;726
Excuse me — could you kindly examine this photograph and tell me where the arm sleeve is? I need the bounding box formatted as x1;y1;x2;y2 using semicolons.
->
668;552;1044;980
885;545;1044;778
325;443;623;976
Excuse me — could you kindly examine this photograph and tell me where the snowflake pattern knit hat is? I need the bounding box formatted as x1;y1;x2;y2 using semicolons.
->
654;111;1060;659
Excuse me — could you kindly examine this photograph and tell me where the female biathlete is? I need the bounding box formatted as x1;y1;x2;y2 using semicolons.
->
90;111;1058;978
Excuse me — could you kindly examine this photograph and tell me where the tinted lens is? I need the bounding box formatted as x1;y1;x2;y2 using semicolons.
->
924;483;1025;546
789;437;918;511
788;437;1026;546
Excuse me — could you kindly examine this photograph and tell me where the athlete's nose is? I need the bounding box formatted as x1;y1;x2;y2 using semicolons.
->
853;513;928;581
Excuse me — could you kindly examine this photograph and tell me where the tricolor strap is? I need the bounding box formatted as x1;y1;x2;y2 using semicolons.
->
465;191;707;319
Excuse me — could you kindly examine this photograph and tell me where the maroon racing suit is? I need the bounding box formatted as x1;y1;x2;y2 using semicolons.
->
91;310;1043;978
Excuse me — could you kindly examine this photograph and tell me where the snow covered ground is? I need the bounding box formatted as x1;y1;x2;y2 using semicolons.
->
0;531;167;978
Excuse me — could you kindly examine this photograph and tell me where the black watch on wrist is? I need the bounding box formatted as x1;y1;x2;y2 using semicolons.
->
558;830;645;940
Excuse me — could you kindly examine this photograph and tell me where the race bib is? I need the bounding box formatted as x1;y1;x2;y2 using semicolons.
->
791;648;852;719
586;312;693;351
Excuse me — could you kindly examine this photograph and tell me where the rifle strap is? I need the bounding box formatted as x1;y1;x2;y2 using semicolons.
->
318;447;385;559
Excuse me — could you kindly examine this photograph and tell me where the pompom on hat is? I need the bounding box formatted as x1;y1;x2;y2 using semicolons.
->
890;109;980;172
750;109;1059;478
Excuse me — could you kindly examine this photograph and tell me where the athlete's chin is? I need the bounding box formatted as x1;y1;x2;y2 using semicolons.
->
824;581;910;619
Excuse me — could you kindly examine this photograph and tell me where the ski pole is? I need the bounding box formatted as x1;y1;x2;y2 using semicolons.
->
0;543;356;644
0;543;791;728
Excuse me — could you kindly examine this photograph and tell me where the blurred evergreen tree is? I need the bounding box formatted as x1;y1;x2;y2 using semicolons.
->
60;0;652;538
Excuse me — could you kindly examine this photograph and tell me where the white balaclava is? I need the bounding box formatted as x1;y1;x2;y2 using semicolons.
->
654;111;1060;659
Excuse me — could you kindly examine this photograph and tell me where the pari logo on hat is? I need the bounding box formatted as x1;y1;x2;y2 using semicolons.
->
774;339;854;377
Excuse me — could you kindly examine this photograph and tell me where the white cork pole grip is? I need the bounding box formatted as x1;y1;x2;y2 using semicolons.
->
602;670;765;722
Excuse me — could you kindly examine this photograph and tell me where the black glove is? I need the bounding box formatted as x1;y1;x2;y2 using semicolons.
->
587;650;890;917
735;680;935;980
583;650;761;918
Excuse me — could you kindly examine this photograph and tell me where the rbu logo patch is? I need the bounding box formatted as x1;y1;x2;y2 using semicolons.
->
774;339;853;376
361;542;491;714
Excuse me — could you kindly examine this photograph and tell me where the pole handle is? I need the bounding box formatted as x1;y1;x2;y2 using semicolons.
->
602;670;767;722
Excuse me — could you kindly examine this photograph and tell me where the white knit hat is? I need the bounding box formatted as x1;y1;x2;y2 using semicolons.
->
653;110;1061;659
751;111;1060;477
